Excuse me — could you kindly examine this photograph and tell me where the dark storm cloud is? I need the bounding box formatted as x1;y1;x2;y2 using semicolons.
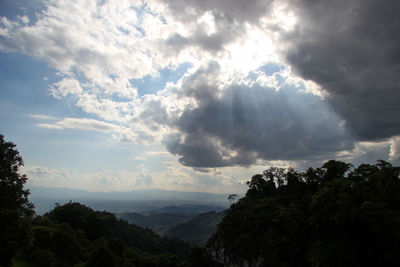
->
164;65;354;168
160;0;400;168
285;0;400;140
163;0;274;52
163;0;274;23
165;133;234;167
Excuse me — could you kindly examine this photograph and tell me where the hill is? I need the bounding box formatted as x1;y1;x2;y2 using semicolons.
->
116;205;226;239
13;201;224;266
27;202;192;266
166;211;225;245
116;212;190;235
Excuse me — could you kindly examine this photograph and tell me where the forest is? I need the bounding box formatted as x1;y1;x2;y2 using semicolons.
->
209;160;400;266
2;134;400;266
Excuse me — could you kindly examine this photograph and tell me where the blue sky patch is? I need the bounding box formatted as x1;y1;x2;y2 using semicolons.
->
132;63;191;97
0;0;46;26
258;63;283;76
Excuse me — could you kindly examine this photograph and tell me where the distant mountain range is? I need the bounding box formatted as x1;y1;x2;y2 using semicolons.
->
141;204;226;215
28;186;231;215
29;186;231;202
28;186;229;244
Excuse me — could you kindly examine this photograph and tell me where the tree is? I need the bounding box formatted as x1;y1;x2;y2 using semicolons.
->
227;194;238;204
0;134;34;266
209;160;400;266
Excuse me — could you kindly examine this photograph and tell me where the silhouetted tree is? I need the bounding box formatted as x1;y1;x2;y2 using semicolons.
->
0;134;34;266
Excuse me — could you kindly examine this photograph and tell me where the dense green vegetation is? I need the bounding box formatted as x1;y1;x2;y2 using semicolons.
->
0;135;34;266
209;160;400;266
9;200;223;266
18;202;196;266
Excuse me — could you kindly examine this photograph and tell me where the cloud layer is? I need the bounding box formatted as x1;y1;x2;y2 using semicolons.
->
284;0;400;140
1;0;400;171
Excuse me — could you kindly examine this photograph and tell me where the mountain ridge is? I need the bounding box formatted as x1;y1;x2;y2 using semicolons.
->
28;186;232;215
29;186;231;201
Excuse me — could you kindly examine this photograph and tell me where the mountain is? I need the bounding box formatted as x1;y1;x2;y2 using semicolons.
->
141;204;226;216
28;187;227;248
28;186;231;215
116;212;190;235
166;211;225;245
29;187;230;202
116;204;226;236
17;201;197;266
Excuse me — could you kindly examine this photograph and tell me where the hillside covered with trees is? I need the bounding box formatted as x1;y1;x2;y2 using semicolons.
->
208;160;400;266
166;211;224;245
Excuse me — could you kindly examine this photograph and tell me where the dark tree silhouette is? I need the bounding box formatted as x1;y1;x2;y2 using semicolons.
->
209;160;400;267
0;134;34;266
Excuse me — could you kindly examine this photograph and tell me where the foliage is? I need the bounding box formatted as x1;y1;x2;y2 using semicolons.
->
209;160;400;266
0;135;34;266
11;201;208;266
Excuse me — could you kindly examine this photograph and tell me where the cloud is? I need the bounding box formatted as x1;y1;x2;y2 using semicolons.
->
161;0;274;24
75;93;134;122
158;0;276;56
164;64;354;167
133;156;146;161
135;174;153;186
2;0;398;172
144;151;171;157
0;0;188;122
23;165;144;191
23;163;247;193
165;16;242;53
389;136;400;162
283;0;400;140
37;118;120;132
50;78;82;98
29;114;57;120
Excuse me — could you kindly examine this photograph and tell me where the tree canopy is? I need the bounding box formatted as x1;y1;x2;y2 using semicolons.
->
208;160;400;267
0;134;34;266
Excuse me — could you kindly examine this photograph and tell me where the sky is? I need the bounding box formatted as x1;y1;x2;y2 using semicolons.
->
1;0;399;194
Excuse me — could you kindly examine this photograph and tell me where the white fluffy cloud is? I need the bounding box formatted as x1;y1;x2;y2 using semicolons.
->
50;78;82;98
